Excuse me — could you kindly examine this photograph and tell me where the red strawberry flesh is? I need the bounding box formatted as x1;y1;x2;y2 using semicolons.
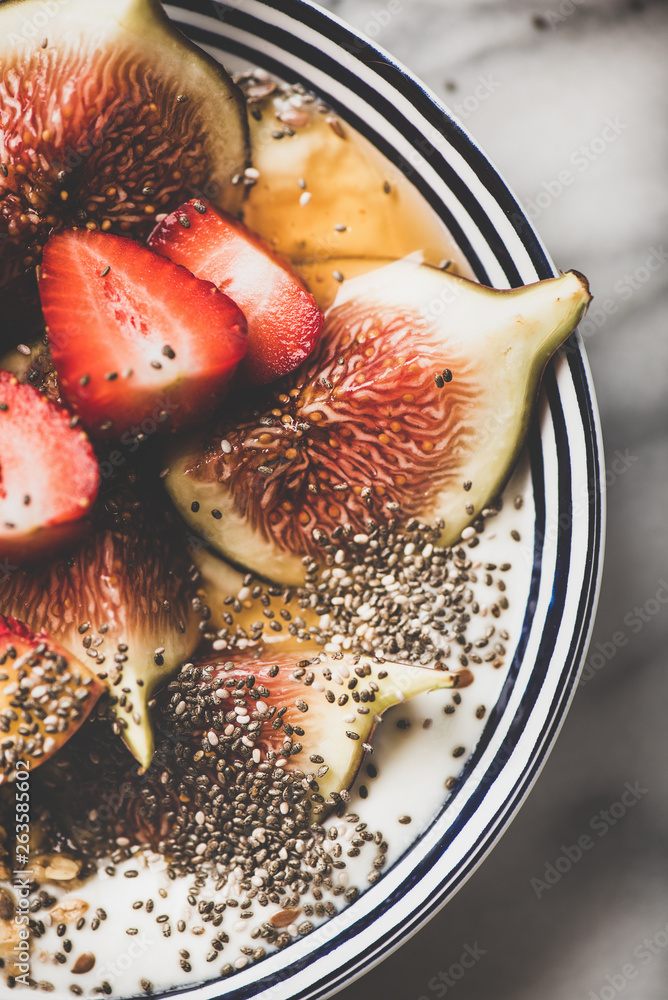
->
39;228;248;437
148;200;323;384
0;371;99;562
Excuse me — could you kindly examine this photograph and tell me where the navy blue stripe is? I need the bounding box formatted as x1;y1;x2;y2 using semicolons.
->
174;0;538;286
308;364;604;996
159;403;574;1000
307;371;604;998
174;17;490;284
155;4;603;998
213;0;554;283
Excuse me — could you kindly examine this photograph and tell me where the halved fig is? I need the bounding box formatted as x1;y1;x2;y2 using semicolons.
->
0;371;99;562
32;648;468;855
166;649;470;812
0;480;200;769
166;259;591;584
0;614;105;781
0;0;248;298
239;74;467;273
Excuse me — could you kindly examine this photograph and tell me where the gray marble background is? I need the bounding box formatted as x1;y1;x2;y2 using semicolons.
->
312;1;668;998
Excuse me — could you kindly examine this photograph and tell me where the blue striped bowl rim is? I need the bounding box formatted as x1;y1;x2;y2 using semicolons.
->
155;3;605;997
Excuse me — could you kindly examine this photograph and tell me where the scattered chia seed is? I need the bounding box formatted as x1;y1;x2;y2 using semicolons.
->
16;69;519;994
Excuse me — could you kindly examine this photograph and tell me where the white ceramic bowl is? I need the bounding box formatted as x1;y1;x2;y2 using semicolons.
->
154;2;605;997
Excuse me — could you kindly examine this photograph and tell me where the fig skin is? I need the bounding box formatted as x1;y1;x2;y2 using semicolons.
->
0;614;106;782
165;649;472;813
0;0;248;317
166;260;592;585
0;477;201;770
31;648;469;856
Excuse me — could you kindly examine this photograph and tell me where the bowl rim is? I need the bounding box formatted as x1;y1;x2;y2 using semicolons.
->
151;2;606;997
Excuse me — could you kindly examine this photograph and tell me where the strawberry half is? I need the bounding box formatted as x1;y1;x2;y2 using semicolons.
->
39;229;248;438
148;200;323;385
0;371;99;562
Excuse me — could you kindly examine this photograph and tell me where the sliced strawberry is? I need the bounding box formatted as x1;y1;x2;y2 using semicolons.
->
39;229;248;438
148;200;323;385
0;615;106;782
0;371;99;562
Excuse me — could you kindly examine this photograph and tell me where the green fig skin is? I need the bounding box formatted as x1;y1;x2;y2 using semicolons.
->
0;486;201;770
167;650;472;813
0;614;107;782
165;260;591;585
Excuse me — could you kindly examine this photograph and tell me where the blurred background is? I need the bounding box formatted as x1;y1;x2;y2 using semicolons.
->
313;0;668;997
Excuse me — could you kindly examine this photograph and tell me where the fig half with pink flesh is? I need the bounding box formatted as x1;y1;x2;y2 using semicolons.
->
0;0;248;303
0;483;200;770
168;649;471;811
166;259;591;585
0;614;105;782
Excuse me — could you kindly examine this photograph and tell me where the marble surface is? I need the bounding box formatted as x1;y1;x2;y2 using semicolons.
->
312;1;668;998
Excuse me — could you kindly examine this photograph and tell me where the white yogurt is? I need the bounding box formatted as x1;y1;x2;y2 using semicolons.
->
16;452;533;998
